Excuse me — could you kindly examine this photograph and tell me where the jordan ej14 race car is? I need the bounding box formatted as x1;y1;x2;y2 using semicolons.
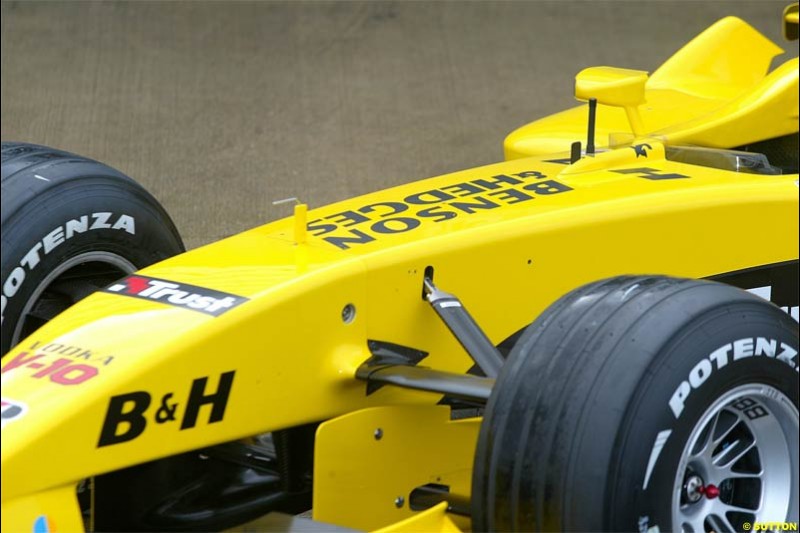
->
1;4;798;533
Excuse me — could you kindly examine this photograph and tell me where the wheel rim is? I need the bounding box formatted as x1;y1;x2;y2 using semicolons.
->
673;384;799;533
11;251;136;347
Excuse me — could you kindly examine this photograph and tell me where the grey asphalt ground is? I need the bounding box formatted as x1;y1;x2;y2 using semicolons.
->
1;1;795;250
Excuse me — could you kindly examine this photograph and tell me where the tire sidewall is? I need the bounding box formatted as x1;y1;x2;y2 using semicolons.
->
1;176;183;354
611;305;799;531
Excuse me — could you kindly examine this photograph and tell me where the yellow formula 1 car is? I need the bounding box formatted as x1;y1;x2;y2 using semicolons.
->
2;5;798;533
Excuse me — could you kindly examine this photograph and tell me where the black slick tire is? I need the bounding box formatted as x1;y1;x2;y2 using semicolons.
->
1;142;184;355
472;276;799;532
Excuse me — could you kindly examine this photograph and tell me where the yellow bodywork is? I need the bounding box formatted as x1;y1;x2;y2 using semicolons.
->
506;15;798;158
314;406;477;531
2;143;797;531
2;7;798;533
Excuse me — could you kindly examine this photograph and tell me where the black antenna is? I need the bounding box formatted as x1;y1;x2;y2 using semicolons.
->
586;97;597;155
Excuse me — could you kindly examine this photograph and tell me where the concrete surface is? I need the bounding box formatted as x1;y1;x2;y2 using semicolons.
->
1;1;794;250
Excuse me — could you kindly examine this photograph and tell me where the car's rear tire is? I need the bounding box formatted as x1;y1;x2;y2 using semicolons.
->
472;276;799;532
1;142;184;355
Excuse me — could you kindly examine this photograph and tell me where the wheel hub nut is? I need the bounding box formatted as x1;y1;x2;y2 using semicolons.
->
684;475;705;503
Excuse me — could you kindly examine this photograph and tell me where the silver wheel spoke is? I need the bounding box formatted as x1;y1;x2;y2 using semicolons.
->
694;409;742;463
713;438;756;470
679;513;706;533
690;412;719;458
719;472;762;481
672;385;798;532
706;512;737;533
717;500;760;514
710;412;741;447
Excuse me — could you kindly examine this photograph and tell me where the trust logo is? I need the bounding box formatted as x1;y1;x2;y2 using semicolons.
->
120;275;151;294
104;275;247;316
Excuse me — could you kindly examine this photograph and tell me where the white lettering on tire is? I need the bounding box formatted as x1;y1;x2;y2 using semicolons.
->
642;429;672;490
688;359;712;388
0;213;136;324
669;337;798;419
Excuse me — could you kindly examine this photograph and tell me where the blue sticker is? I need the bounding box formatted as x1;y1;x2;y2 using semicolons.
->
32;515;54;533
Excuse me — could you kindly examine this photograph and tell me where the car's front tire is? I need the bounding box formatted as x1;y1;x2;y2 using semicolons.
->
472;276;798;532
1;142;184;355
